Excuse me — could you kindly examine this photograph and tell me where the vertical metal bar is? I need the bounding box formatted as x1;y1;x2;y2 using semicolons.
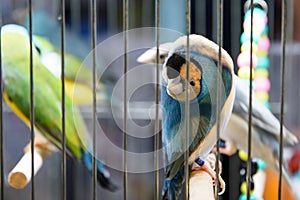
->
154;0;160;199
0;3;3;200
215;0;223;199
123;0;128;199
60;0;66;199
91;0;97;199
246;1;254;200
184;0;190;199
278;1;287;199
28;0;35;199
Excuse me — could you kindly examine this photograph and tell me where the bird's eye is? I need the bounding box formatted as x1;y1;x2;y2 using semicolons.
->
189;80;195;86
160;54;165;59
35;45;41;55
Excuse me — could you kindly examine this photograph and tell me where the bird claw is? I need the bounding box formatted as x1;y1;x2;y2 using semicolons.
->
216;176;226;195
194;156;226;195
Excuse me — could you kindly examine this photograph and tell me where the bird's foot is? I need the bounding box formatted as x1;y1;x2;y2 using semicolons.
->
193;156;226;195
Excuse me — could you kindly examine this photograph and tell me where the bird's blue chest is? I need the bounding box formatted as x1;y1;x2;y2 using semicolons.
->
161;82;212;149
161;85;182;136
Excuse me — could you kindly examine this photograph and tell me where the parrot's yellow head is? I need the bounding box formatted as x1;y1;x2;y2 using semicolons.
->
1;24;40;62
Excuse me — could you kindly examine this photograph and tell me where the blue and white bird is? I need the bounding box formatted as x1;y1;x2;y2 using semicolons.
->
137;37;298;192
159;35;235;199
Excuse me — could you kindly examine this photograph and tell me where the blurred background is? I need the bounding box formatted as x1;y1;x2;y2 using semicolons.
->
1;0;300;199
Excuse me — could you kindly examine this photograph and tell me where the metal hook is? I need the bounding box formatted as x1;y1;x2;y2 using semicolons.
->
244;0;268;15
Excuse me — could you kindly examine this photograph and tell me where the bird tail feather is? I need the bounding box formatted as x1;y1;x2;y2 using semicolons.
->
82;150;119;192
284;128;298;145
162;168;185;200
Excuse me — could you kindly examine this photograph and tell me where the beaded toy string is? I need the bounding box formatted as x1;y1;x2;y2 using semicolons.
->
237;0;270;199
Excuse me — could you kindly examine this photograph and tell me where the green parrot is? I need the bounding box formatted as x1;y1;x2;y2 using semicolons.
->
1;24;118;191
32;35;110;105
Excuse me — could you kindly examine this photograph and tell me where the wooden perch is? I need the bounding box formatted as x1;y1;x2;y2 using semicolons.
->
190;169;215;200
189;153;223;200
8;134;57;189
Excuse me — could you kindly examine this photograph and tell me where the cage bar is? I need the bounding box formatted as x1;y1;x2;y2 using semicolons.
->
0;2;3;200
123;0;128;199
278;0;287;199
246;0;254;199
154;0;160;199
60;0;67;199
184;0;191;199
91;0;97;199
215;0;223;199
28;0;35;199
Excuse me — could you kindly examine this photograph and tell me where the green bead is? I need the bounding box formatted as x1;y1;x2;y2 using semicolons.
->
239;194;258;200
240;32;260;44
256;57;269;69
262;26;269;35
257;159;267;170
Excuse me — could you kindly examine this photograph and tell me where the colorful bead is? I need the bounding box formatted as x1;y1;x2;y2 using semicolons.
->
239;150;248;161
255;91;269;102
254;78;270;92
237;52;258;68
257;159;268;170
256;57;269;68
240;181;255;195
240;31;260;44
239;194;258;200
243;15;266;34
262;25;268;35
256;50;268;57
262;101;270;109
241;41;258;53
238;67;255;79
258;36;270;51
254;69;268;78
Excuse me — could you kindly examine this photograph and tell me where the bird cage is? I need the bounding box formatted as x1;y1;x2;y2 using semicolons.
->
0;0;299;200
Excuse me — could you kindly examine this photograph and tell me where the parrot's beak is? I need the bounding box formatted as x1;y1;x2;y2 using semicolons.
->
167;76;183;96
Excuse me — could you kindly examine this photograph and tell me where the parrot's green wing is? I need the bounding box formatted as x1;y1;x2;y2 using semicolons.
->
2;26;89;158
33;35;109;105
34;35;93;85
